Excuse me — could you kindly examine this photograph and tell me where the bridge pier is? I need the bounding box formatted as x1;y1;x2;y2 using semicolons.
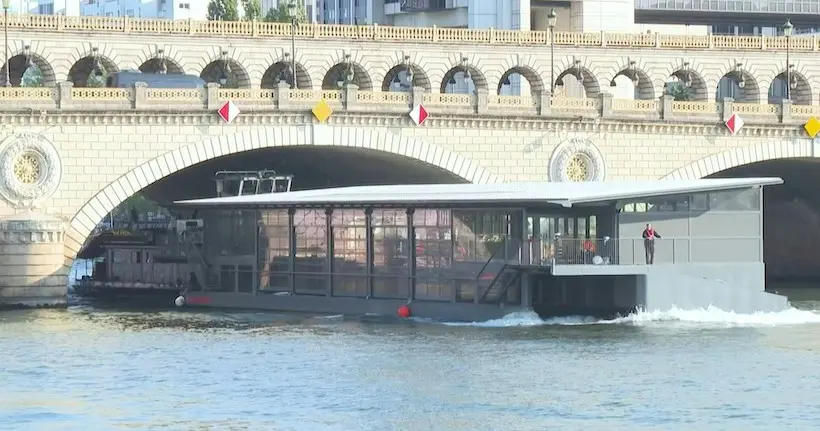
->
0;212;68;309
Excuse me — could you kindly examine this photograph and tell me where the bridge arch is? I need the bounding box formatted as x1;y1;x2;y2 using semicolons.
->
380;52;432;92
319;50;374;91
65;125;500;260
554;57;601;98
604;57;656;100
661;139;813;180
134;45;186;75
497;54;546;95
766;64;812;106
67;45;120;87
714;61;762;103
0;40;57;87
439;54;488;94
664;60;709;102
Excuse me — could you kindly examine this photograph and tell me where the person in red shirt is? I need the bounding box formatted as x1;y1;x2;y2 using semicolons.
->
642;223;662;264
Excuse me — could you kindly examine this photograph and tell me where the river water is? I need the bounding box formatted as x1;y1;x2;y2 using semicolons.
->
3;299;820;431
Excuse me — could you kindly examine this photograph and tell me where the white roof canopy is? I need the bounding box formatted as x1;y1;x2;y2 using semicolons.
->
174;178;783;208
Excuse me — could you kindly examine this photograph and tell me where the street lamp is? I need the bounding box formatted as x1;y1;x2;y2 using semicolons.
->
783;19;793;100
287;0;297;89
2;0;10;88
547;8;557;93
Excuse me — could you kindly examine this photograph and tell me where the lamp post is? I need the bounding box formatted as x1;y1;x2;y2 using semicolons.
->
2;0;10;87
547;8;557;93
287;0;297;89
783;19;793;101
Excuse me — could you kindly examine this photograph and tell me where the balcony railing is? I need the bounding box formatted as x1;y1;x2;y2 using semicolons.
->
0;83;814;126
528;237;757;266
3;14;819;51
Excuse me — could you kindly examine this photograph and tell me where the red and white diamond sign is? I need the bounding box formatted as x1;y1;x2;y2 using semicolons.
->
218;101;240;123
725;112;744;135
409;104;429;126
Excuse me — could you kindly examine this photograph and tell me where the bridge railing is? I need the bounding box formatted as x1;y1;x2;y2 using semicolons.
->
0;82;812;125
4;14;819;51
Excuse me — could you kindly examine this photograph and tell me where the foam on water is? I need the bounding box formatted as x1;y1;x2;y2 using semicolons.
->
438;306;820;328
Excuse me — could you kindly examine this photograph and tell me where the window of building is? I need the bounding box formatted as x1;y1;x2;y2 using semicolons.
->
125;9;134;16
38;3;54;14
179;3;190;9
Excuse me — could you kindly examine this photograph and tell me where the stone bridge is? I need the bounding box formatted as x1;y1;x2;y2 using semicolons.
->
2;15;820;104
1;83;818;307
0;84;816;259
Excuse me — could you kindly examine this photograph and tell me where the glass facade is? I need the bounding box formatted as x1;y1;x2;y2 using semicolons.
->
621;188;761;212
634;0;820;15
202;206;534;305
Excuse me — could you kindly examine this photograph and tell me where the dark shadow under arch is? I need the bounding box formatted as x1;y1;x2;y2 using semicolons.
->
666;67;707;101
768;70;811;105
715;69;760;103
440;64;487;94
609;67;654;100
261;61;312;89
321;62;373;91
0;53;56;87
382;63;431;92
497;66;545;95
555;66;600;98
139;58;184;75
68;54;119;88
200;58;251;89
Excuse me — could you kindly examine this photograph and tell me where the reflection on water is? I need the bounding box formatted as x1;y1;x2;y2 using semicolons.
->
3;304;820;430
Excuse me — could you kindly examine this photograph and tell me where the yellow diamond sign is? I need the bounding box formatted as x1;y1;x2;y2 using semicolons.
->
312;99;333;123
805;116;820;138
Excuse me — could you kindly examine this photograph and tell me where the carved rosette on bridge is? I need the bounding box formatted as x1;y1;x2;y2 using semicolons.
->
548;138;606;182
0;211;68;309
0;132;62;209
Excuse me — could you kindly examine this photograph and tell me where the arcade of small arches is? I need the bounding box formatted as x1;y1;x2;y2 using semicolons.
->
0;46;815;105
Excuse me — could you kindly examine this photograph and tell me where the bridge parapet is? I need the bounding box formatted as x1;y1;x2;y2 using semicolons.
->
0;83;809;126
4;14;817;52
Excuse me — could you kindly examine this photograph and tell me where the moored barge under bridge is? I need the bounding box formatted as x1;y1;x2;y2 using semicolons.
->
171;178;789;321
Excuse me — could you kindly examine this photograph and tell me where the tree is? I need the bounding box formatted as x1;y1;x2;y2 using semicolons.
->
665;81;692;101
242;0;262;21
21;65;43;87
87;68;108;88
264;2;307;23
207;0;240;21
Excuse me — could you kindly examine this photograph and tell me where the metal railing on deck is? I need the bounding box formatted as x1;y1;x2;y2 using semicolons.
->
528;237;747;266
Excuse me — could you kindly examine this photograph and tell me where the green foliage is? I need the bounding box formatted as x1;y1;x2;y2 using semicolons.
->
87;68;108;88
264;1;307;23
242;0;262;21
665;81;692;101
20;65;43;87
207;0;240;21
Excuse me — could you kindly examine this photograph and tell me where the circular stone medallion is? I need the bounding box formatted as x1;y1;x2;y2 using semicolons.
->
548;137;606;182
0;132;62;208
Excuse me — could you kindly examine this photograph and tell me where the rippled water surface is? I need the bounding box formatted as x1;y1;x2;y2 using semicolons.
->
3;302;820;431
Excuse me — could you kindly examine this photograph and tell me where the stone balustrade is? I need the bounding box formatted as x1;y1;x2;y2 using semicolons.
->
0;82;813;126
5;13;817;52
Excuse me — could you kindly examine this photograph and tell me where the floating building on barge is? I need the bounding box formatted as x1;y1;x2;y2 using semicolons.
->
164;177;789;321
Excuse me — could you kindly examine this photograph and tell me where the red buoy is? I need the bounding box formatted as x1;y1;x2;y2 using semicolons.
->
397;305;411;318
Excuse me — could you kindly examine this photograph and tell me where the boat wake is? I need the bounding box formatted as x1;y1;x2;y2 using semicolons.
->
437;306;820;328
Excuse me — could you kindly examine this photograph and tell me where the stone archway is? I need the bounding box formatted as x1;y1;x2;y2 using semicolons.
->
65;125;501;259
661;139;813;180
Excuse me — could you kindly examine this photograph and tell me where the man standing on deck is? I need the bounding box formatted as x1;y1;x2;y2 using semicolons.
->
642;223;662;264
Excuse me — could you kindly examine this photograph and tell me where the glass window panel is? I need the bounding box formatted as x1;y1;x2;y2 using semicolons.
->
372;209;409;299
691;193;709;211
331;209;367;297
293;209;327;295
258;209;290;292
414;209;453;301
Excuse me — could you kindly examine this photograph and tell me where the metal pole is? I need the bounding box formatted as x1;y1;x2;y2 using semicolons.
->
786;38;791;100
3;8;9;87
549;27;554;93
291;17;296;89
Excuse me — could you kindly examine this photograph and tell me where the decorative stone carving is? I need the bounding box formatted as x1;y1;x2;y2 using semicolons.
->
0;132;62;209
548;137;606;182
